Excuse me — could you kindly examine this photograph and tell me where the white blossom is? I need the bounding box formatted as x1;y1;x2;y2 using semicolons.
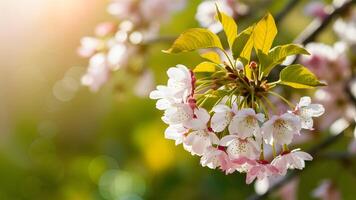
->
162;103;193;125
220;135;260;160
184;129;219;156
81;53;109;92
195;0;233;33
262;113;301;145
271;149;313;176
293;96;325;130
228;108;265;139
211;104;237;132
167;64;193;100
184;108;210;130
246;161;280;184
78;37;101;58
200;146;229;169
164;124;188;145
333;9;356;45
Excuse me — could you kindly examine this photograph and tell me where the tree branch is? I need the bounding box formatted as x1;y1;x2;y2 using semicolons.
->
275;0;301;25
294;0;356;45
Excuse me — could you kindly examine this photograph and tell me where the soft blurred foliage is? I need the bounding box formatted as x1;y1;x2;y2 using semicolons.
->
0;0;355;199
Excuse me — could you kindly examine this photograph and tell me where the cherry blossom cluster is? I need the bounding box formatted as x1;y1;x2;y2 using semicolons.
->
299;42;352;127
150;65;325;184
78;0;186;92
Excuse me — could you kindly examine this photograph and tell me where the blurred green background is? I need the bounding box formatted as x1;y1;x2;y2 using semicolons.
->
0;0;355;199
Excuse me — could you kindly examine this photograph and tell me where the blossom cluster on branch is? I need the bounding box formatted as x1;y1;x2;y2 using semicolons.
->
150;8;326;184
78;0;186;92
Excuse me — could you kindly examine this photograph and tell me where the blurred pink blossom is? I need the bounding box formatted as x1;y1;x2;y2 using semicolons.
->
312;180;341;200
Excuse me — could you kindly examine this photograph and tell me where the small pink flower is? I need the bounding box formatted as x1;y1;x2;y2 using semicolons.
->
183;129;219;156
228;108;265;139
312;180;341;200
220;135;260;160
183;108;210;130
271;149;313;176
95;22;116;37
292;96;325;130
164;124;189;145
262;113;301;145
220;156;256;174
77;37;101;58
246;160;280;184
210;104;237;132
304;2;328;20
200;146;230;169
81;53;109;92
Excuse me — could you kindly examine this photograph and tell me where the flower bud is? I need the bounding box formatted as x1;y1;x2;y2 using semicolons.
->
249;61;258;69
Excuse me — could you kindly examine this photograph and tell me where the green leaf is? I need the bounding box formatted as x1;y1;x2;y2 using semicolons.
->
231;26;254;79
232;26;254;60
199;51;221;64
216;6;238;49
260;44;310;76
194;62;216;73
253;13;277;54
232;26;254;79
163;28;223;53
279;64;327;89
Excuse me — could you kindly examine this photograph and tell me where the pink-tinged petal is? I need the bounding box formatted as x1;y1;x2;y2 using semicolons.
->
291;155;304;169
220;135;237;146
294;151;313;161
196;108;211;124
232;157;256;165
167;66;184;80
209;132;220;145
213;104;231;113
228;115;240;135
184;108;209;130
267;165;280;174
246;166;260;184
298;96;311;107
309;104;325;117
156;99;171;110
191;138;209;156
211;111;231;132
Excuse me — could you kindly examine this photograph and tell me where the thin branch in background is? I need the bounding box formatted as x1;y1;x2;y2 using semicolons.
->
346;78;356;105
247;123;356;200
319;151;356;160
295;0;356;45
275;0;301;25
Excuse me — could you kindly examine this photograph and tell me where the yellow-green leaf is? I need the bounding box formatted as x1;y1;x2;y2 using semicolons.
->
163;28;223;53
216;7;238;48
279;64;327;89
194;62;216;73
200;51;222;64
231;26;254;79
260;44;310;76
253;13;277;54
232;26;254;60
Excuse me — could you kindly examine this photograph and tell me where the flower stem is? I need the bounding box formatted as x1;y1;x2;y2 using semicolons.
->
272;142;277;158
259;143;265;160
283;144;289;152
261;94;277;114
268;91;295;109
